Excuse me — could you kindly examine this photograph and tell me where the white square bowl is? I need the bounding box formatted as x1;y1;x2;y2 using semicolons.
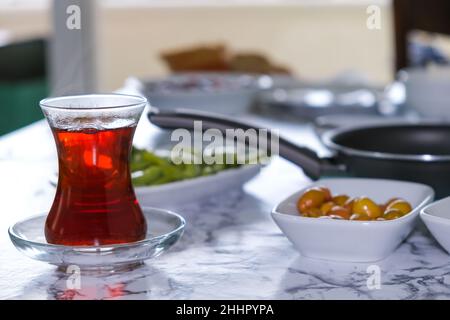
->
420;197;450;254
271;178;434;262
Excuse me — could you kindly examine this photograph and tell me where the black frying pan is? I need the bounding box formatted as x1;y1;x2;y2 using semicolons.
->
148;108;450;198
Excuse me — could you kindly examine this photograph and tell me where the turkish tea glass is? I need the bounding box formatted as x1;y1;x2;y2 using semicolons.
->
40;94;147;246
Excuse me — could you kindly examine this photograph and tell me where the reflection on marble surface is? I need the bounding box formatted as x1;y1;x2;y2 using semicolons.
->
4;183;450;300
1;118;450;300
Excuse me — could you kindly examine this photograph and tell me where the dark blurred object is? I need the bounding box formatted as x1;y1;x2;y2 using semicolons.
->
409;40;448;67
0;39;47;81
160;44;291;74
394;0;450;71
0;38;48;136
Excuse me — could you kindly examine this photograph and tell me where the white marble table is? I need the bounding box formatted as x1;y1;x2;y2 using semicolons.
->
1;111;450;300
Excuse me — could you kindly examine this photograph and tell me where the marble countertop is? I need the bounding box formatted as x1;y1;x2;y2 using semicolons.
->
1;109;450;300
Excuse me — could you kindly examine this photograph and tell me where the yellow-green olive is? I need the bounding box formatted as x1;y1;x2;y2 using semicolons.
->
328;206;351;219
332;195;350;206
379;198;399;212
320;201;335;215
386;199;412;215
344;197;355;212
297;188;326;213
303;208;323;218
349;213;371;221
385;197;401;207
352;197;382;219
318;187;332;201
383;208;404;220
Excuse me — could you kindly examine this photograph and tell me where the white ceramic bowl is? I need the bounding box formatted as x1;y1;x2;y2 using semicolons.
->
420;196;450;255
271;178;434;262
141;73;258;115
401;67;450;119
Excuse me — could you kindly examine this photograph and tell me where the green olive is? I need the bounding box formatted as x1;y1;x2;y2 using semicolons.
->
320;201;335;215
349;213;371;221
303;208;323;218
297;188;327;213
385;197;400;207
332;195;350;206
379;197;399;212
318;186;332;201
383;208;404;220
328;206;351;220
352;197;382;219
344;197;355;212
386;199;412;215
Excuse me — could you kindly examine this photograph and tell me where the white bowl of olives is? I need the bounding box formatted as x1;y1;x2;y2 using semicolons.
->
271;178;434;262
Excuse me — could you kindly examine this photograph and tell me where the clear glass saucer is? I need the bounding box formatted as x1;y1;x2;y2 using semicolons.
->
8;207;185;271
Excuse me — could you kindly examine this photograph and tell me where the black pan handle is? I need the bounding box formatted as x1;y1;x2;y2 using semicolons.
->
147;108;344;179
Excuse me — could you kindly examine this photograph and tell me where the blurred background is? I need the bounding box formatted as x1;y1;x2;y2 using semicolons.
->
1;0;450;135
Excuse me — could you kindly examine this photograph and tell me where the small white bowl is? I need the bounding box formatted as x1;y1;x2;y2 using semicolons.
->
271;178;434;262
420;197;450;254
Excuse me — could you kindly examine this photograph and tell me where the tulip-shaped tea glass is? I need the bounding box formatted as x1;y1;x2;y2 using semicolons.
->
8;94;185;269
40;94;148;246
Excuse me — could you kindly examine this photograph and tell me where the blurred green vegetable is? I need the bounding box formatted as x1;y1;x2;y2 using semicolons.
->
130;147;259;187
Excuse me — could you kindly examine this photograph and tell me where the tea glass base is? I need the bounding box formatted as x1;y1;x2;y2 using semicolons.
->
55;262;145;275
8;207;185;271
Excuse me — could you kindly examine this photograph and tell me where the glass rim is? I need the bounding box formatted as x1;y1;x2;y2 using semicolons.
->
39;93;147;110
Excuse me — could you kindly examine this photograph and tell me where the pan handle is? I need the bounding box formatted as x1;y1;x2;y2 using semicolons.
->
147;108;345;179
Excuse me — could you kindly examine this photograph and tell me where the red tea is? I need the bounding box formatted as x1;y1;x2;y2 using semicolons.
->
45;125;147;246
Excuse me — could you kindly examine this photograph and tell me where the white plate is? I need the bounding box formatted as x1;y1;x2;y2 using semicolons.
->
136;164;261;206
420;197;450;255
272;178;434;262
